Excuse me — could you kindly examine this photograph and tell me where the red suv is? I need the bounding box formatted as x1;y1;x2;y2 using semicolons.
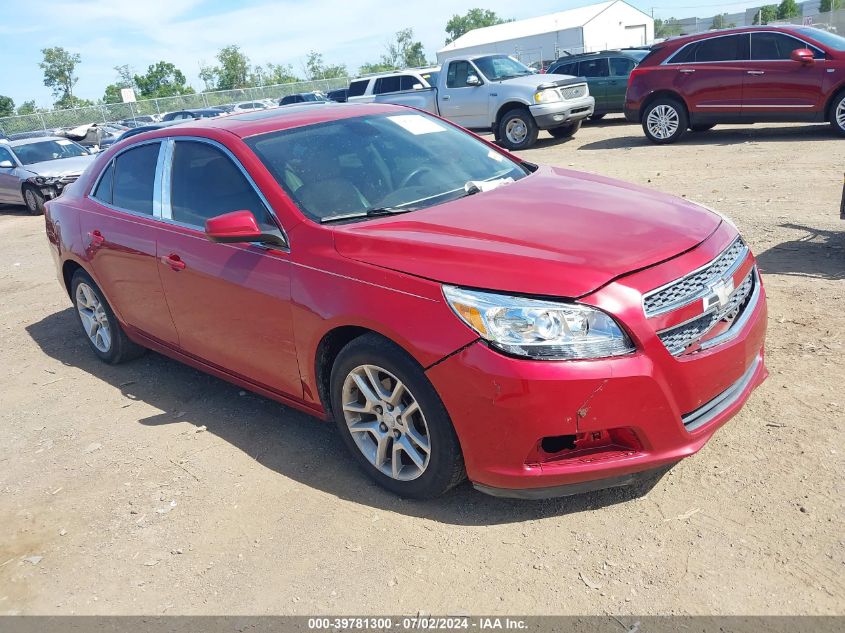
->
45;104;768;499
625;26;845;143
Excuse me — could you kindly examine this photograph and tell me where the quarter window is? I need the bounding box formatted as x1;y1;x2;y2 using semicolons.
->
112;142;160;214
170;141;275;230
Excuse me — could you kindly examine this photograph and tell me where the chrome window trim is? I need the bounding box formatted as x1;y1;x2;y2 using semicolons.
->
159;138;174;220
87;139;164;219
662;31;824;65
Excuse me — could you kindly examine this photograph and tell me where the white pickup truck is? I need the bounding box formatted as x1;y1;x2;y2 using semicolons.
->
347;54;595;150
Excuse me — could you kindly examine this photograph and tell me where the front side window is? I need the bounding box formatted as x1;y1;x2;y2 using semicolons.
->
751;32;806;59
610;57;636;76
170;141;276;230
0;146;15;165
578;58;609;77
112;142;160;215
12;139;88;165
446;61;480;88
245;112;528;222
474;55;534;81
347;80;368;97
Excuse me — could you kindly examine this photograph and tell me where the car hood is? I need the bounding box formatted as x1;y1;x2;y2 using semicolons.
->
22;154;96;178
332;166;722;298
495;73;577;89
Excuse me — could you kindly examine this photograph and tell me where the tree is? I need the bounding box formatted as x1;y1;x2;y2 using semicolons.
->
39;47;81;104
17;101;37;115
820;0;842;12
134;61;194;98
777;0;800;19
303;51;348;80
711;13;736;29
383;28;427;68
252;63;300;86
0;96;14;118
359;61;395;75
445;8;511;44
54;95;93;110
216;45;250;90
753;5;779;24
654;17;683;38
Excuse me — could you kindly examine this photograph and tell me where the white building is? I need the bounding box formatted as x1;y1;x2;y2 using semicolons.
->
436;1;654;66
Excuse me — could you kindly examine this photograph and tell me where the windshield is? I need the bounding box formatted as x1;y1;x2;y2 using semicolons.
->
246;112;528;222
474;55;534;81
12;139;88;165
795;27;845;51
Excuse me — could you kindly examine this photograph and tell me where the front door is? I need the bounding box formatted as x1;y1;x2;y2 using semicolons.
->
607;57;637;112
155;139;301;399
0;145;20;204
438;60;491;129
578;58;610;111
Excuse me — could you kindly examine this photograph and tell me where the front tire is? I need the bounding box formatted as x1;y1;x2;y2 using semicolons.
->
330;334;465;499
71;270;146;364
22;185;45;216
498;108;539;150
642;98;688;144
548;120;582;139
831;91;845;137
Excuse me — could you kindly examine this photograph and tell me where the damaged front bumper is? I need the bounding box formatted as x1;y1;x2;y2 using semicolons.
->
27;174;80;200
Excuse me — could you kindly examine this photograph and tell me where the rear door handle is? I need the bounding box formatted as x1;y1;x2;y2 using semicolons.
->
679;68;695;74
88;230;105;247
747;70;765;75
160;253;186;271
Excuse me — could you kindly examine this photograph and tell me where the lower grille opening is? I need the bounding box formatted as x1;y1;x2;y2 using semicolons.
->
528;428;642;466
541;435;577;454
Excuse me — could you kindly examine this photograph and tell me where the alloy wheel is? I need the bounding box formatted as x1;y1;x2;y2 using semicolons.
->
341;364;431;481
646;104;680;140
75;282;112;353
24;189;38;211
836;97;845;131
505;118;528;145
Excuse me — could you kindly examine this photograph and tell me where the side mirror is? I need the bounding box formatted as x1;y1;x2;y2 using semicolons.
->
205;210;286;247
791;48;815;64
0;160;14;169
466;75;481;86
412;83;423;90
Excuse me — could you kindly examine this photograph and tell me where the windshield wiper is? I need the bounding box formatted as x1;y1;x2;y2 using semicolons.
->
320;207;414;224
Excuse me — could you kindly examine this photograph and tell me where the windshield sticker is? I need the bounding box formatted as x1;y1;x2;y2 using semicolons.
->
487;150;505;162
387;115;446;135
56;139;73;146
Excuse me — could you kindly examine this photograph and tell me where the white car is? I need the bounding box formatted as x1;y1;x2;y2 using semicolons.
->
231;101;269;113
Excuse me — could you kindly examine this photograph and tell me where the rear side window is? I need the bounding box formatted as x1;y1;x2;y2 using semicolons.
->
170;141;275;230
578;58;609;77
550;61;577;75
751;32;815;60
347;80;368;97
92;161;114;204
676;34;749;63
112;142;160;214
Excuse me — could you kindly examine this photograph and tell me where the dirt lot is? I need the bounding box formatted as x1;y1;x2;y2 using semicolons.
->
0;118;843;616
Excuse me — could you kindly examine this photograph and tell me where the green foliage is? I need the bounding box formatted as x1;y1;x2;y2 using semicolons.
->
304;51;348;80
0;95;14;117
445;8;511;44
753;5;779;24
17;100;37;115
134;61;194;98
654;17;683;38
102;84;123;104
53;94;94;110
39;47;81;105
252;63;300;86
382;29;427;68
819;0;842;12
710;14;736;29
777;0;800;19
359;61;395;75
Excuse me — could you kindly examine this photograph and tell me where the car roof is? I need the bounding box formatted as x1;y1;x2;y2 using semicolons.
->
9;136;67;147
148;102;405;139
552;49;646;63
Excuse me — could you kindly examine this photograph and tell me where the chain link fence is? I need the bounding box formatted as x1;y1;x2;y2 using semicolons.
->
0;77;350;136
676;6;843;36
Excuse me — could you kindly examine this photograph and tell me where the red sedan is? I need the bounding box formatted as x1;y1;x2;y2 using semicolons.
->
45;103;767;499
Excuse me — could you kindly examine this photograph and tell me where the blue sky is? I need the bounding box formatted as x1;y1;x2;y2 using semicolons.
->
0;0;765;108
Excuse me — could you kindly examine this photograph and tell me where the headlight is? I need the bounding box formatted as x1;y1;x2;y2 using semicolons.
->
443;286;635;360
33;176;60;186
533;89;562;104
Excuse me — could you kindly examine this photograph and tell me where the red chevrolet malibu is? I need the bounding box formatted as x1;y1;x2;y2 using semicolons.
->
44;104;767;499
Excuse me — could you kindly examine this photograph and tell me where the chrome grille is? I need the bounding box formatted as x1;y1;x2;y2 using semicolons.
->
657;268;756;356
59;174;79;185
560;84;587;100
643;237;747;317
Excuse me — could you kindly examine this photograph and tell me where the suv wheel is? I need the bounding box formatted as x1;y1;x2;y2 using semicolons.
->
642;98;688;144
832;92;845;137
498;108;539;150
548;120;582;139
330;334;465;499
23;185;45;216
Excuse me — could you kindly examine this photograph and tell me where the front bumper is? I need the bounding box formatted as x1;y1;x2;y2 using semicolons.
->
426;229;768;497
530;96;595;129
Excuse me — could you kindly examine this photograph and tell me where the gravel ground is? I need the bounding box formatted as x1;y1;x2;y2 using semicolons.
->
0;117;843;616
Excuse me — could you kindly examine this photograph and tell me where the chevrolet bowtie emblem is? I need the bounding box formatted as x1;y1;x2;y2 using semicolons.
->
702;277;735;312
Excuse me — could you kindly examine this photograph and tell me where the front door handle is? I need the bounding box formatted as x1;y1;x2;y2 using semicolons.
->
442;95;450;101
679;68;695;74
160;253;186;271
747;70;765;75
88;230;105;247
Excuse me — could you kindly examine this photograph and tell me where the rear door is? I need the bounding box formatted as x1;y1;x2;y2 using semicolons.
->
438;60;490;128
577;58;610;111
744;31;828;114
667;33;749;118
154;138;301;398
80;141;179;346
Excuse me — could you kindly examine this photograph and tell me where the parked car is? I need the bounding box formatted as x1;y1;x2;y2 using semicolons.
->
57;123;128;151
120;115;158;128
347;67;441;102
279;92;328;105
326;88;349;103
347;55;594;149
114;121;186;143
44;103;768;499
0;136;95;214
625;26;845;143
231;101;269;113
161;108;226;122
547;49;648;120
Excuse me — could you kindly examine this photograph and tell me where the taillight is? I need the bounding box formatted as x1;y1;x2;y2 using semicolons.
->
628;66;647;87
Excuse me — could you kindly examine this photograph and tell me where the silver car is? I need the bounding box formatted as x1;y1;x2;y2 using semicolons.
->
0;136;96;215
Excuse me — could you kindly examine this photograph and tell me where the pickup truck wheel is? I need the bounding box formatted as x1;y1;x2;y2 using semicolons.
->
832;92;845;137
330;333;465;499
642;98;688;145
22;185;45;216
548;120;582;139
498;109;539;150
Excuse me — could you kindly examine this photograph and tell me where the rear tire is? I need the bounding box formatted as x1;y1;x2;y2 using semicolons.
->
71;270;146;364
548;120;582;139
831;91;845;137
498;108;539;150
641;98;688;144
330;333;465;499
690;123;716;132
22;185;45;216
